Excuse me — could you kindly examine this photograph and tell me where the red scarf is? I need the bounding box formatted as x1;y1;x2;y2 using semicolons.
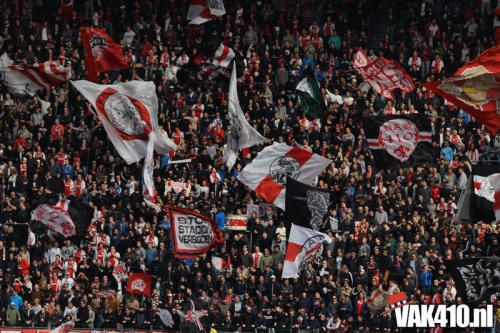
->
434;59;441;73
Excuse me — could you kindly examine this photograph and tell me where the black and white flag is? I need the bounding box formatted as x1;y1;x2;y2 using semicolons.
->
285;177;339;231
363;115;434;169
445;257;500;304
470;165;500;224
282;178;336;278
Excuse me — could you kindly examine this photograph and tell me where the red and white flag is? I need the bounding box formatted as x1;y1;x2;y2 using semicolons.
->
71;80;176;209
168;206;224;259
212;255;231;271
282;223;331;278
237;143;331;210
0;61;69;96
50;320;74;333
112;263;128;283
425;45;500;134
355;57;415;100
32;198;76;237
353;48;370;68
126;272;152;296
31;195;93;238
187;0;226;25
80;27;128;82
143;181;161;212
212;43;235;68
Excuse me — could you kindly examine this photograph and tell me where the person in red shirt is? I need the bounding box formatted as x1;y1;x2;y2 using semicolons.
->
12;132;28;152
64;175;74;197
300;29;310;49
213;124;225;143
74;174;85;197
50;118;65;142
323;17;335;37
173;127;184;146
192;98;205;118
57;149;67;166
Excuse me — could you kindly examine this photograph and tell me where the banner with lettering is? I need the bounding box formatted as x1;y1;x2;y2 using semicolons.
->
356;57;415;100
167;206;224;259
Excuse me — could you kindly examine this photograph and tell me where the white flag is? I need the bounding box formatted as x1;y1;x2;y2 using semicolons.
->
158;308;174;327
212;43;235;68
223;64;266;169
237;143;331;210
0;53;13;67
282;223;331;278
0;62;69;96
71;80;176;208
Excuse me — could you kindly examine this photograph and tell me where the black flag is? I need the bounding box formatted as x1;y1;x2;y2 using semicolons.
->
444;257;500;304
285;177;339;231
363;115;435;169
31;194;94;239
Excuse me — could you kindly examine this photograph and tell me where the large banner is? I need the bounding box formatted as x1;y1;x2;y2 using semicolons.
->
444;257;499;304
356;57;415;100
167;206;224;258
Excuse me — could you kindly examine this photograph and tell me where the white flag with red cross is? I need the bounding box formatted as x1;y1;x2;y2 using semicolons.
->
237;143;331;210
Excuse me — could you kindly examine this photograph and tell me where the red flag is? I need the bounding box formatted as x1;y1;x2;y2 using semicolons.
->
80;27;128;82
356;57;415;100
425;46;500;135
126;273;152;296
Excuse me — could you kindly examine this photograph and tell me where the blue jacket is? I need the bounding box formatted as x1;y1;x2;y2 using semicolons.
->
440;146;453;161
419;271;433;287
215;211;226;230
9;295;23;310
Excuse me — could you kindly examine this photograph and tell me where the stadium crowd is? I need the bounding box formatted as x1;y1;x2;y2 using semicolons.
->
0;0;499;332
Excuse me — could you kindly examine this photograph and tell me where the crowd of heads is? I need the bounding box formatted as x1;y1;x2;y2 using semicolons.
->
0;0;499;332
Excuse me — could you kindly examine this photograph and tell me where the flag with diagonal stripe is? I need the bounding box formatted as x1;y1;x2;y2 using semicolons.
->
212;43;235;68
237;143;331;210
0;61;69;96
282;223;331;278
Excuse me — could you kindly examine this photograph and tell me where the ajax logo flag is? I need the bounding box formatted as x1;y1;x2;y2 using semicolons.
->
237;143;331;210
71;80;176;210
